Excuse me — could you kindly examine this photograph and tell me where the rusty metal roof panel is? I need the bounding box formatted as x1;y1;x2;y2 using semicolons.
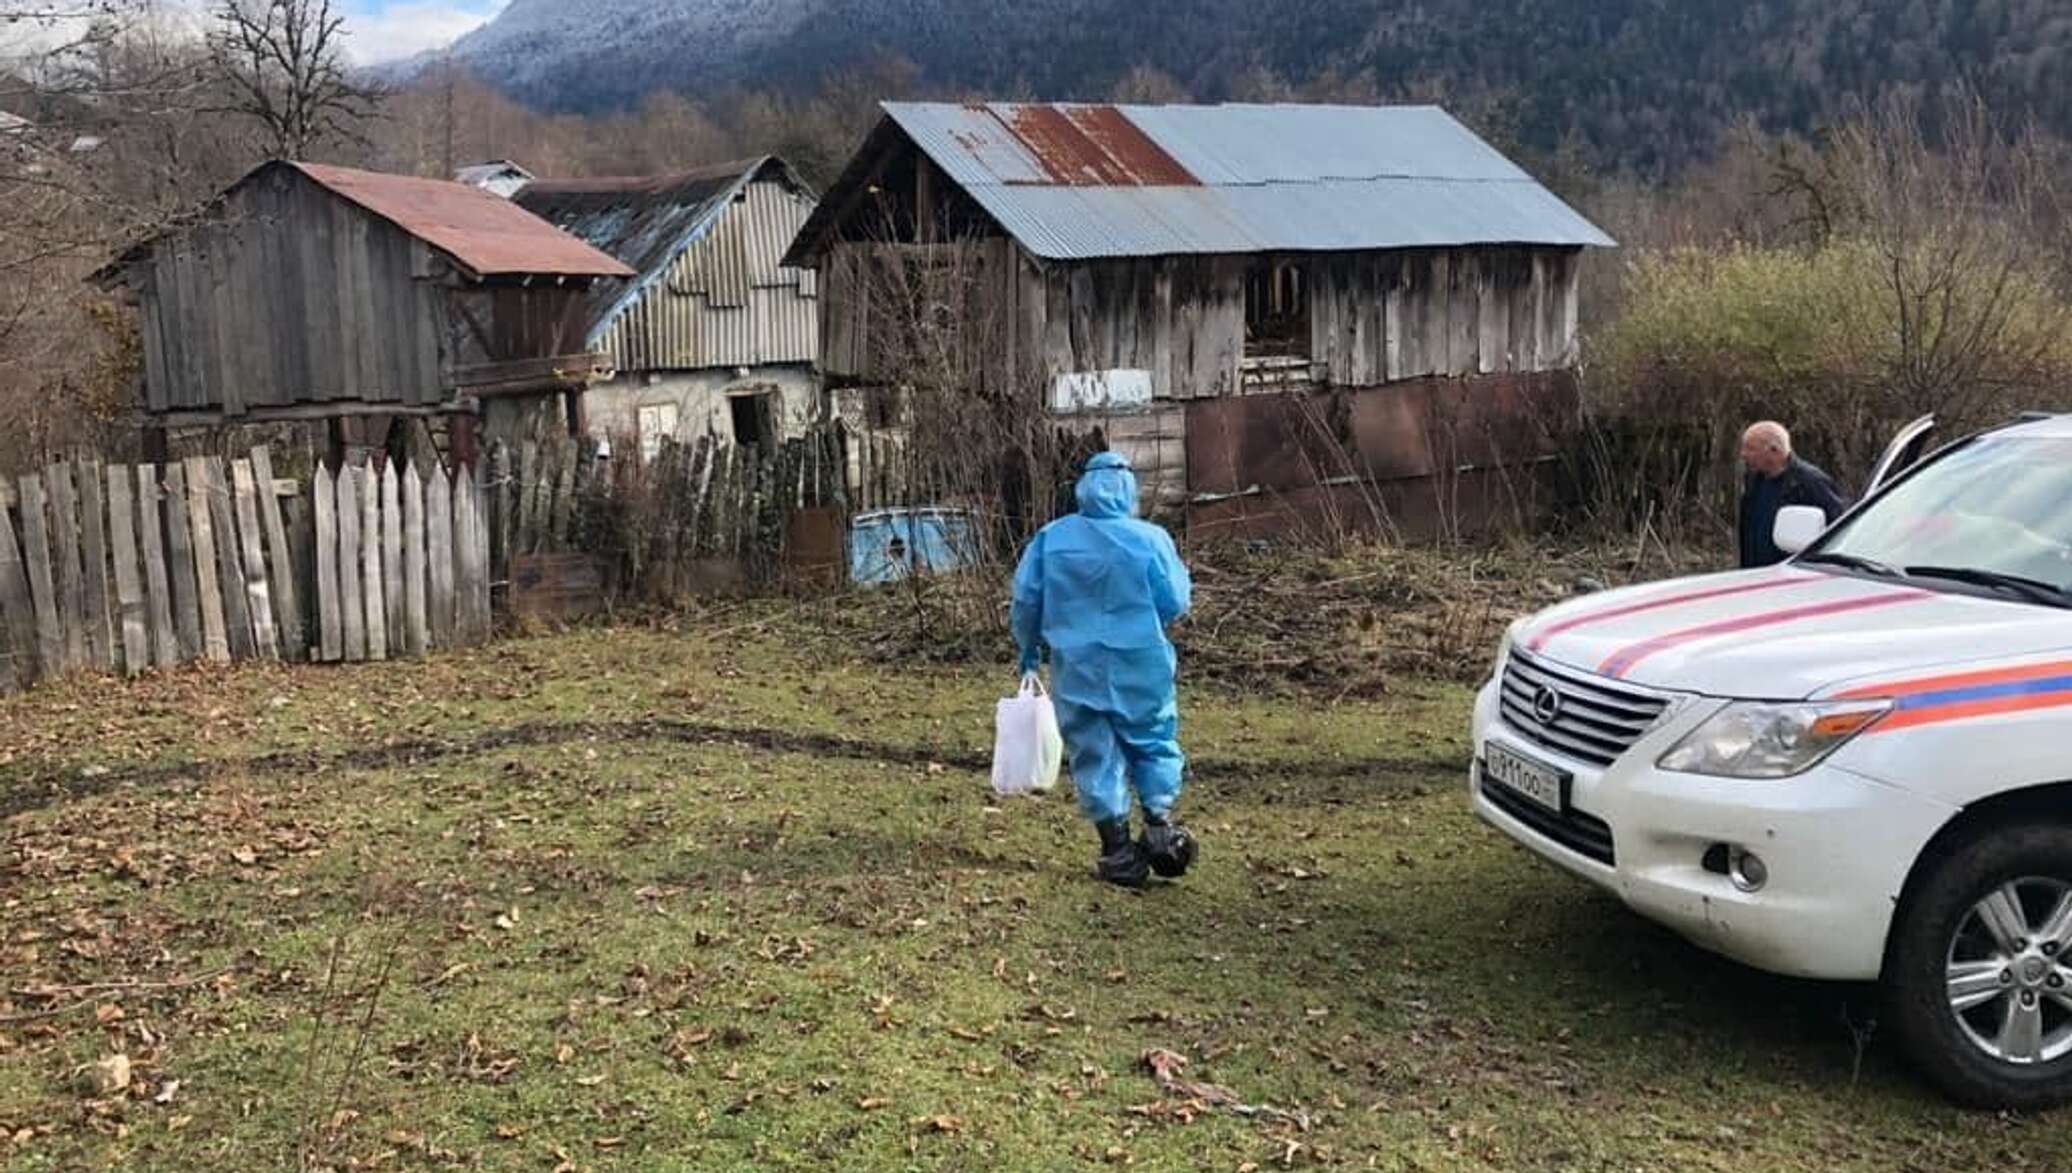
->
292;162;632;279
871;102;1613;260
887;104;1051;187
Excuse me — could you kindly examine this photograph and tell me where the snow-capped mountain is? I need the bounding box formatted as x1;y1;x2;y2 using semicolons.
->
415;0;817;105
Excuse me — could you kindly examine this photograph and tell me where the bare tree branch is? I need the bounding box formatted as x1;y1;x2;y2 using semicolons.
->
206;0;379;160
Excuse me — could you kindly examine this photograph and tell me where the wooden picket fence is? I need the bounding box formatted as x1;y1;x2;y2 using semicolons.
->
0;448;306;691
0;420;901;694
480;426;852;602
307;461;491;663
0;446;496;694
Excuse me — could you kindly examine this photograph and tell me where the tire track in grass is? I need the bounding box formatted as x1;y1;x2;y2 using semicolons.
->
1;717;1459;817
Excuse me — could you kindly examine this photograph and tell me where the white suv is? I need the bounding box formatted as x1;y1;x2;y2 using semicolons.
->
1471;413;2072;1109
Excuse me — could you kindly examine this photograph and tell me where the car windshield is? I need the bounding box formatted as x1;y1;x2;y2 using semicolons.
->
1811;436;2072;596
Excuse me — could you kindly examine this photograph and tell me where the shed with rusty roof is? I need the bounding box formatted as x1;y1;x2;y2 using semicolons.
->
97;160;633;462
511;157;823;455
786;102;1614;534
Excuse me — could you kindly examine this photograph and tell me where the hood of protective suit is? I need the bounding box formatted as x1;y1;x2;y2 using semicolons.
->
1075;452;1139;519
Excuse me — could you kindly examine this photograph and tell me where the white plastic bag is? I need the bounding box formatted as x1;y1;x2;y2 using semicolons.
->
991;673;1064;797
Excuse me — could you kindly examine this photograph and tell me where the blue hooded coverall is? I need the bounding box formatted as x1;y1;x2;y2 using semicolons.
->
1011;453;1193;826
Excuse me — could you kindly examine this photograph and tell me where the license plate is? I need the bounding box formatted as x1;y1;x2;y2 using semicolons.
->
1485;742;1567;814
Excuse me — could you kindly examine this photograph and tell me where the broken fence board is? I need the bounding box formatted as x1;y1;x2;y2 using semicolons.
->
453;472;477;642
204;458;254;662
382;462;405;656
516;441;537;557
0;494;42;686
181;458;231;665
231;460;280;661
403;464;428;658
477;474;494;637
162;463;203;662
551;448;576;547
460;472;486;642
426;469;455;648
527;444;554;554
105;467;150;675
313;465;342;662
490;441;513;591
47;463;86;672
17;475;62;676
361;462;387;662
283;493;314;662
337;465;366;662
250;447;304;661
135;467;179;670
77;458;115;672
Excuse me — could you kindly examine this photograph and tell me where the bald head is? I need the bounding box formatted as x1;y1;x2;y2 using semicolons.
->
1740;421;1793;477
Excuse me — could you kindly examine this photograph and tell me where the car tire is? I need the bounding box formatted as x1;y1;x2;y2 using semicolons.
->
1886;821;2072;1111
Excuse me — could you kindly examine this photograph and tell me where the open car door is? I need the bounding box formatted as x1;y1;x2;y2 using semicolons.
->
1865;414;1937;497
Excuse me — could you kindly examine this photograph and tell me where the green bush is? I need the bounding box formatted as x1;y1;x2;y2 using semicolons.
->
1580;238;2072;535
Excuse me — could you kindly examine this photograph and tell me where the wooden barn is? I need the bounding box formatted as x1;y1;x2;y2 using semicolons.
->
95;161;634;466
782;102;1615;535
509;157;823;460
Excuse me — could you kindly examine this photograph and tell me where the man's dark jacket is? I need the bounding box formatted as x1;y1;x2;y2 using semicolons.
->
1739;456;1851;568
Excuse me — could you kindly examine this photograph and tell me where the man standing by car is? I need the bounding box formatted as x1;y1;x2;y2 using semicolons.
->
1738;421;1851;568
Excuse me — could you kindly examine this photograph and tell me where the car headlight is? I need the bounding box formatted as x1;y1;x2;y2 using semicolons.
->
1657;700;1891;779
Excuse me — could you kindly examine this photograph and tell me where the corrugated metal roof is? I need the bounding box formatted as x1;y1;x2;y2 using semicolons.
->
518;158;819;368
788;102;1614;264
517;160;771;286
292;162;633;279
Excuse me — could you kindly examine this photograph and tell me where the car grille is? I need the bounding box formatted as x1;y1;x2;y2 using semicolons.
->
1498;647;1669;768
1478;763;1617;866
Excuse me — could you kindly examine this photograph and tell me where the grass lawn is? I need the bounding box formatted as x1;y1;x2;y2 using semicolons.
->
1;624;2065;1171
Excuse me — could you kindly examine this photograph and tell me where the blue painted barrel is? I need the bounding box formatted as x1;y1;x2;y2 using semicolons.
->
849;508;980;585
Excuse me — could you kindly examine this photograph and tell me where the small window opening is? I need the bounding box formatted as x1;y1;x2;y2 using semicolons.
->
1244;259;1311;360
637;403;679;463
865;386;907;430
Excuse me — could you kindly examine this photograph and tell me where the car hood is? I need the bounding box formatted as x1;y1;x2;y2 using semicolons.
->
1516;565;2072;699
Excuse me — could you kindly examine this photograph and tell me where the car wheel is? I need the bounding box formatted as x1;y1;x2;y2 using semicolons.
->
1887;821;2072;1110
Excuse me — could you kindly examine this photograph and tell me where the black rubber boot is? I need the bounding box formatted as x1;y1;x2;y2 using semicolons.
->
1095;818;1150;889
1141;812;1197;879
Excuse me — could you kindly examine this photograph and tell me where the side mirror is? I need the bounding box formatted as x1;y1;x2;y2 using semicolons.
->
1774;505;1828;556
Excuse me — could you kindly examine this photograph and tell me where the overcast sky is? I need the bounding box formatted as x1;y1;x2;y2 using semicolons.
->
341;0;508;64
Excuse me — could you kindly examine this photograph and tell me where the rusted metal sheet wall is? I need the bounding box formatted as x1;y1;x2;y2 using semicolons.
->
135;168;446;415
1183;370;1580;535
598;180;818;372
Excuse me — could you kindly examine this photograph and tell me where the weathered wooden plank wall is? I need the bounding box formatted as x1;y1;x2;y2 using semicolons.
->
126;167;447;416
819;240;1583;402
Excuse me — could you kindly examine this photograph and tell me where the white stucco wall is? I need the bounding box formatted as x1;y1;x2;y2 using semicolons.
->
585;365;823;457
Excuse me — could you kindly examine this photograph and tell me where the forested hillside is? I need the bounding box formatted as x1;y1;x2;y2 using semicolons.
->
421;0;2072;173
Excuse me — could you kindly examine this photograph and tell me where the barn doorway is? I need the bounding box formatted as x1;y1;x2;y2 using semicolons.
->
729;390;778;451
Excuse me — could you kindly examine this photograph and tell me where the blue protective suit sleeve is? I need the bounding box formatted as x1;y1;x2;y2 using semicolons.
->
1151;529;1192;624
1010;530;1045;672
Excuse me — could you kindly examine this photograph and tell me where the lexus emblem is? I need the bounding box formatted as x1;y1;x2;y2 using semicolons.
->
1531;685;1564;725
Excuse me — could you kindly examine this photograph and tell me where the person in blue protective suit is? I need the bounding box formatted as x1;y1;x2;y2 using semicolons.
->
1011;451;1196;888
